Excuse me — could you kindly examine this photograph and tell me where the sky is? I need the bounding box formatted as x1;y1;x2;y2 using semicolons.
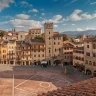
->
0;0;96;32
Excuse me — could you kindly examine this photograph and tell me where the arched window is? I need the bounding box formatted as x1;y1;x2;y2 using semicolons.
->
86;60;88;64
89;61;92;65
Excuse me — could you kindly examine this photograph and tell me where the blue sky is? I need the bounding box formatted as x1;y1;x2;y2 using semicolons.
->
0;0;96;32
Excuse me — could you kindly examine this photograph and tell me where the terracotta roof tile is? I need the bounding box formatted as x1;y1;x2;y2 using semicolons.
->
38;78;96;96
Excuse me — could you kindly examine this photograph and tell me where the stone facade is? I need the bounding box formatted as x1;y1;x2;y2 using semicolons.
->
84;38;96;77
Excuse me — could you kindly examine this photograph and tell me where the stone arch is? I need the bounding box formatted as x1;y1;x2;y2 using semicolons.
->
54;59;61;65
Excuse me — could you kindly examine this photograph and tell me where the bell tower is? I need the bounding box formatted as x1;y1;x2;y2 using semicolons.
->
44;22;54;64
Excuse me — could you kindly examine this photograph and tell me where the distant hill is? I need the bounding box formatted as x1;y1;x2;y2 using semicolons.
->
62;30;96;36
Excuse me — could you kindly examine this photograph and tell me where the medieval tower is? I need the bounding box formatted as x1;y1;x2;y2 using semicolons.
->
44;22;54;64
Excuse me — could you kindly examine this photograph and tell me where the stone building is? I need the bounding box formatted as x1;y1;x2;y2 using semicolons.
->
18;31;28;41
7;40;16;65
44;22;63;65
73;47;84;71
16;39;45;65
0;41;8;64
84;38;96;77
61;41;75;65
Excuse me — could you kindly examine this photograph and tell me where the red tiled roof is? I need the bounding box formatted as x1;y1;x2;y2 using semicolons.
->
38;78;96;96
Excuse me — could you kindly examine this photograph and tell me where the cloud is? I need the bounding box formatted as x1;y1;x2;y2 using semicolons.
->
10;19;42;30
16;14;30;20
77;28;83;31
20;1;32;7
54;25;58;27
85;27;96;30
0;0;14;11
41;13;45;16
65;0;77;6
63;9;96;21
42;15;62;24
77;27;96;31
90;2;96;5
28;9;39;13
65;9;82;21
72;24;75;26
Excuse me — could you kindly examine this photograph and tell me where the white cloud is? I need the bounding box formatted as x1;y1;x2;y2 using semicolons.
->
0;0;14;11
77;28;83;31
16;14;30;20
66;9;82;21
63;9;96;21
42;15;62;24
28;9;39;13
20;1;32;7
10;19;42;30
72;24;75;26
41;13;45;16
54;25;58;27
90;2;96;5
77;27;96;31
85;27;96;30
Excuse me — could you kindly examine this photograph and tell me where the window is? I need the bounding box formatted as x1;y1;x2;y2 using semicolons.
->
93;62;96;66
3;55;6;58
93;44;96;49
49;50;50;53
89;61;92;65
21;35;22;38
49;32;50;34
49;37;50;40
59;48;60;52
34;55;36;57
58;42;60;45
54;42;56;45
55;49;56;52
86;60;88;64
3;50;6;53
86;52;90;56
42;54;44;57
87;45;89;48
93;53;96;57
38;55;40;57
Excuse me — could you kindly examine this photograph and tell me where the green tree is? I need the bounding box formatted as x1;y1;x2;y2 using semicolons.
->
0;30;6;39
35;36;44;40
63;35;68;41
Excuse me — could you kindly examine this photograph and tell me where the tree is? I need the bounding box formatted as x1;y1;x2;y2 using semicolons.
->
0;30;6;39
63;34;68;41
35;36;44;40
